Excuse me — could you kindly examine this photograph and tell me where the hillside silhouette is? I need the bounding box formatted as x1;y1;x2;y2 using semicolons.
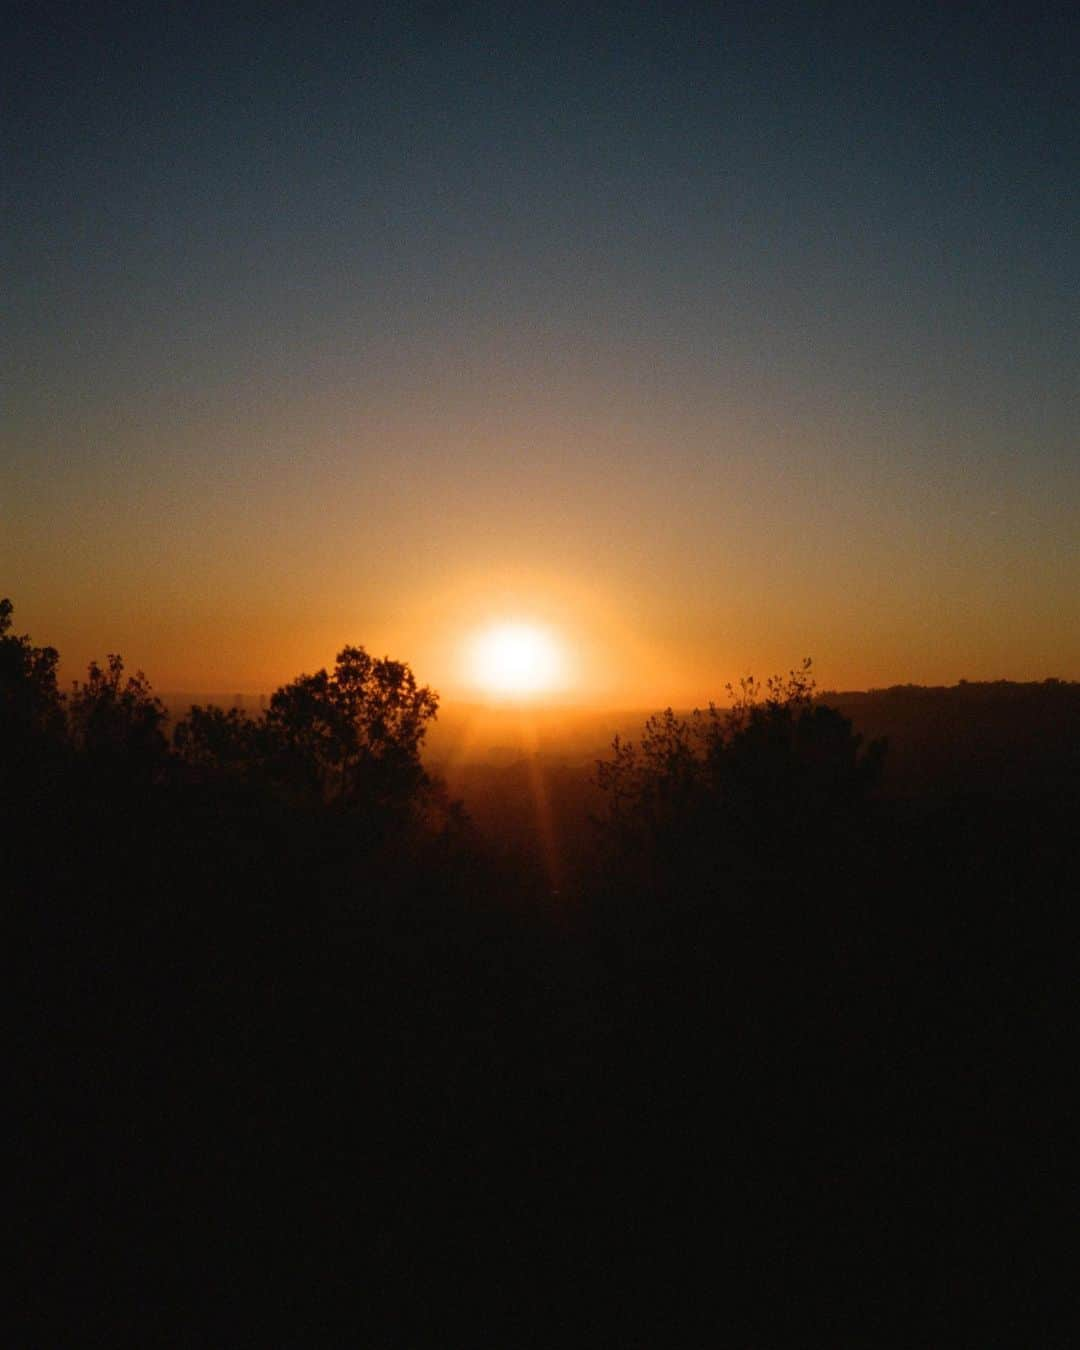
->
9;600;1073;1342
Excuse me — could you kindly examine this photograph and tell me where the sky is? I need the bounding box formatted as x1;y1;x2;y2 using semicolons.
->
4;0;1078;705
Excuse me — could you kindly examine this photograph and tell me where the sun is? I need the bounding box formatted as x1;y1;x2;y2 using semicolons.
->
464;621;568;700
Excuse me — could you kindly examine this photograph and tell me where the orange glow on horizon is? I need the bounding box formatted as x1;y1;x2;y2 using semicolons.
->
366;567;692;712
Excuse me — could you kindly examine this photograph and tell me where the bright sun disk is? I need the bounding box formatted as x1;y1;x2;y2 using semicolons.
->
465;622;567;700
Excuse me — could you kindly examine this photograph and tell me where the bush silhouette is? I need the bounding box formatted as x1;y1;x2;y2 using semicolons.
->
0;596;65;762
264;646;438;810
175;645;440;824
68;653;169;785
596;659;886;898
173;703;264;779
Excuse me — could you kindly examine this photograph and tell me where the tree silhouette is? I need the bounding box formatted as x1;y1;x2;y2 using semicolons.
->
0;598;65;752
265;646;439;811
173;703;263;779
0;597;66;811
68;653;168;782
174;644;440;821
596;659;886;897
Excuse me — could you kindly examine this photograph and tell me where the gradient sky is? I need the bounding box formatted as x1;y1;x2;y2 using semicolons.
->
4;0;1078;703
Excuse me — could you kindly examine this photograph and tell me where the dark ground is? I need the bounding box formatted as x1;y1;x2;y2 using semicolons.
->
14;680;1078;1343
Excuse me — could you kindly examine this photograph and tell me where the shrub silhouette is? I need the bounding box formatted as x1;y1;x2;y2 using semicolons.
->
263;646;438;811
175;645;440;820
173;703;264;779
1;598;68;848
68;653;169;784
596;659;886;898
0;597;65;760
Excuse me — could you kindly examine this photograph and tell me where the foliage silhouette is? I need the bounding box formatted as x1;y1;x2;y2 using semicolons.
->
173;645;442;851
67;652;168;782
596;659;886;898
0;596;65;760
172;702;262;777
264;645;439;810
1;598;68;848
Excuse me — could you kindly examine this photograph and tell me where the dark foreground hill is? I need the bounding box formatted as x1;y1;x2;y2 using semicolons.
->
7;604;1073;1343
824;678;1080;801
